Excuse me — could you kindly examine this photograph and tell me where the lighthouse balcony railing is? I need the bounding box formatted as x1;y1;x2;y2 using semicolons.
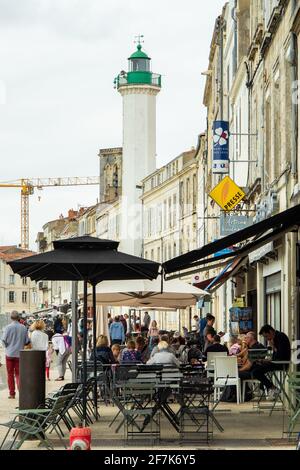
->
115;72;161;88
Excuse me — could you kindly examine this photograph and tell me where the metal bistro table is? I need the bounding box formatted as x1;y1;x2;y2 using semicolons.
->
267;361;294;415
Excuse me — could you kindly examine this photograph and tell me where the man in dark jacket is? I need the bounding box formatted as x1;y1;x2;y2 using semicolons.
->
252;325;291;399
202;335;228;362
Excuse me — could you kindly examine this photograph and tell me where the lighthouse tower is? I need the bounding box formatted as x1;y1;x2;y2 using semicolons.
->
115;37;161;256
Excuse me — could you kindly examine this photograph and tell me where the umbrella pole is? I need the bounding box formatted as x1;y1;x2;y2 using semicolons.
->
92;283;99;420
83;280;88;426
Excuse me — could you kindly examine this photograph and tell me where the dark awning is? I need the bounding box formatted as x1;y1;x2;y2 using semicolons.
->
163;203;300;275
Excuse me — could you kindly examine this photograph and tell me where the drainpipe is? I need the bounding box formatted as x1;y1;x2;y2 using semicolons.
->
219;18;224;120
232;0;238;76
289;33;298;179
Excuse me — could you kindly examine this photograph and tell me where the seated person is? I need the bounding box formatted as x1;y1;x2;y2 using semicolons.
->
147;341;180;367
111;344;121;363
202;335;228;362
136;335;149;363
170;335;186;360
150;334;174;358
187;342;203;364
120;339;142;364
251;325;291;400
229;336;242;356
91;334;116;364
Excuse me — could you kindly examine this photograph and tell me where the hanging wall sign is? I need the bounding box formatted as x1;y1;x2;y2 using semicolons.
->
213;120;229;174
209;176;246;211
220;213;253;236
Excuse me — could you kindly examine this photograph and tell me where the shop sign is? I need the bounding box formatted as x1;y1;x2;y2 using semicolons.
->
248;241;274;264
209;176;246;211
220;213;253;236
232;297;245;308
213;120;229;174
192;274;201;285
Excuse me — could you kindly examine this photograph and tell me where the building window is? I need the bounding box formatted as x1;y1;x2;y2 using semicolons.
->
265;272;281;331
186;178;190;204
168;198;172;228
193;174;197;210
151;249;154;261
22;292;28;304
22;277;27;286
9;275;15;285
8;291;15;303
157;247;161;262
163;200;167;231
173;195;177;227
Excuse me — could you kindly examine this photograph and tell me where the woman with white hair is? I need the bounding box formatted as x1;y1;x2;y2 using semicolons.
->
146;341;180;367
30;320;49;351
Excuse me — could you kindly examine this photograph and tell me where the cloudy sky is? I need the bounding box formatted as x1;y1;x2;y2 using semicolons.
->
0;0;225;249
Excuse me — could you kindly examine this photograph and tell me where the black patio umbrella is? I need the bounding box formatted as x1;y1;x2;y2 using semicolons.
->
8;236;160;424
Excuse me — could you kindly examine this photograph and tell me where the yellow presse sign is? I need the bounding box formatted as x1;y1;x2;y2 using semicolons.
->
209;176;246;211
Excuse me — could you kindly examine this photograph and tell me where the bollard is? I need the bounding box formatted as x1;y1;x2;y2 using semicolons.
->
19;350;46;410
69;425;91;450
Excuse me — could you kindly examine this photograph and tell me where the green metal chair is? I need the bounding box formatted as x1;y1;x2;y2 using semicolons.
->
0;394;73;450
287;373;300;437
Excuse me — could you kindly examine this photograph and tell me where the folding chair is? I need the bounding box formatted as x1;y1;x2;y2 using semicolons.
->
0;394;73;450
287;373;300;437
122;382;160;444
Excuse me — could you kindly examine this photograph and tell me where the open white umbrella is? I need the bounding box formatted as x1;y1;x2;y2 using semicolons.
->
82;278;209;309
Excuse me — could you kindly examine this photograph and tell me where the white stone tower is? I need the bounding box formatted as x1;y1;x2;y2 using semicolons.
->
115;37;161;256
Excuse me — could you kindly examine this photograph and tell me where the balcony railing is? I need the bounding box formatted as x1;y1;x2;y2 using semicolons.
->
115;72;161;89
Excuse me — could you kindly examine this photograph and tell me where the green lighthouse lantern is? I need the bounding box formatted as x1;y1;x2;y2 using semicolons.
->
115;36;161;89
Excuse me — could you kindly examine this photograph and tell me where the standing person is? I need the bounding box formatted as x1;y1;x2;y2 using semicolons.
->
46;342;54;381
1;311;30;399
124;314;131;334
192;315;199;332
120;315;127;336
51;331;71;381
148;320;160;351
141;311;151;334
54;315;64;334
30;320;49;351
109;316;125;346
203;314;216;351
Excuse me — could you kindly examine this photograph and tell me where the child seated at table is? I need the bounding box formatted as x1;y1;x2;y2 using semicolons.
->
120;340;142;364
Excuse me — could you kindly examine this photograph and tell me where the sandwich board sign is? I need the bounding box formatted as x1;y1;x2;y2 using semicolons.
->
209;176;246;211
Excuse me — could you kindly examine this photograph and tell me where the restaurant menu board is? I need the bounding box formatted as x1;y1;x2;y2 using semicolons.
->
229;307;253;334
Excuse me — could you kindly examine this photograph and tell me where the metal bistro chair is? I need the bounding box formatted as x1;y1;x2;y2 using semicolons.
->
122;381;160;445
178;378;214;443
214;356;241;405
287;373;300;437
0;394;73;450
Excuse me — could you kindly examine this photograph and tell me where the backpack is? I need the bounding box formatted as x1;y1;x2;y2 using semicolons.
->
63;335;72;351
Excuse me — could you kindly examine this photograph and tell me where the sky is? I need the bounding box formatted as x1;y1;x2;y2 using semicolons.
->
0;0;226;249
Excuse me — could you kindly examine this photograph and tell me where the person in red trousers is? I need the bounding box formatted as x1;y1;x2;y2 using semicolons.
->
1;311;30;398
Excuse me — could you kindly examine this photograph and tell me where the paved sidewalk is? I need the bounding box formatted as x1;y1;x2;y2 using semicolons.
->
0;365;297;451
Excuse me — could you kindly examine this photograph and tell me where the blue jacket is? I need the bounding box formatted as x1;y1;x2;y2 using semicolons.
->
199;318;207;337
109;322;125;342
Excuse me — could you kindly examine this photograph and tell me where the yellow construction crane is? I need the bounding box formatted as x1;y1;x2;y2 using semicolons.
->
0;176;100;250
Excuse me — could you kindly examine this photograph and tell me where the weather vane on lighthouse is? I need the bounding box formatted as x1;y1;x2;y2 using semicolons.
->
134;34;144;47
